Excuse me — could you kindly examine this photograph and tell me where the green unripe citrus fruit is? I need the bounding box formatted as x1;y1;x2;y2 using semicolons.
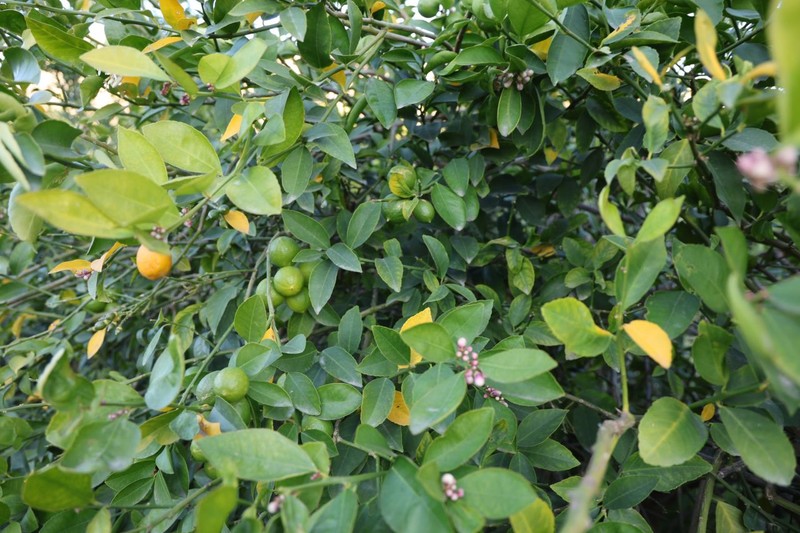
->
190;439;206;462
388;165;418;198
298;260;321;282
232;399;252;425
269;285;285;306
273;266;304;297
418;0;440;17
382;198;406;223
413;199;435;223
213;367;250;403
195;371;219;402
286;289;311;313
268;236;300;267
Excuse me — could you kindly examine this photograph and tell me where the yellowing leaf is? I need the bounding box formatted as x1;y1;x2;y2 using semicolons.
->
91;242;125;272
695;10;727;80
143;36;183;54
224;210;250;235
371;1;387;13
545;147;560;164
400;307;433;367
488;128;500;149
701;403;716;422
741;61;777;83
245;12;263;24
88;328;106;359
529;243;556;258
605;13;637;41
197;414;222;436
323;64;347;89
262;326;277;342
160;0;197;30
387;391;410;426
81;0;91;10
221;114;243;142
48;319;60;332
50;259;92;274
11;313;34;338
631;46;663;87
531;37;553;60
623;320;673;369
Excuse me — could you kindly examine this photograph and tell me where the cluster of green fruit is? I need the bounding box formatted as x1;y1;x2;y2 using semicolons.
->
382;165;436;224
265;236;317;314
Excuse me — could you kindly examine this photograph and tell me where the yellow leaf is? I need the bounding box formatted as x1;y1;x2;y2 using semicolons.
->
701;403;716;422
197;414;222;436
371;1;387;13
529;244;556;258
623;320;673;369
221;113;243;142
88;328;106;359
544;147;559;164
49;259;92;274
695;10;727;80
488;128;500;149
631;46;663;87
48;319;60;332
245;12;263;24
91;242;125;272
159;0;197;30
741;61;777;83
262;326;277;342
143;36;183;54
323;64;347;89
224;210;250;235
400;307;433;367
121;76;140;86
81;0;92;10
387;391;410;426
605;13;637;42
11;313;34;338
510;498;555;533
531;37;553;60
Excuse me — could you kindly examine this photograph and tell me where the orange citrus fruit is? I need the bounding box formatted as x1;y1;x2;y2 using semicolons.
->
136;245;172;280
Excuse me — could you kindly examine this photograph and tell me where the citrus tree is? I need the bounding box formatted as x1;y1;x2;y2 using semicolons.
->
1;0;799;531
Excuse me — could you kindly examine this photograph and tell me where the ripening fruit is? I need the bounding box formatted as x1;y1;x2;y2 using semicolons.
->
268;236;300;267
136;245;172;280
414;199;435;223
286;289;311;313
418;0;440;17
273;266;304;297
213;367;250;403
388;165;418;198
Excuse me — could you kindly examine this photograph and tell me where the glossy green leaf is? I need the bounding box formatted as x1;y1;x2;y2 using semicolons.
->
326;243;362;272
615;237;667;312
308;260;338;314
401;322;455;363
497;88;522;137
459;468;537;519
409;365;466;434
16;190;131;239
424;408;494;471
306;123;356;168
61;419;140;473
317;383;361;420
480;348;557;383
395;79;435;108
282;210;331;249
234;295;268;342
547;5;590;84
142;121;221;175
379;457;450;533
22;466;94;512
674;244;729;313
541;297;613;357
638;397;708;467
361;377;395;426
81;46;169;81
604;475;658;510
226;166;282;216
375;256;404;292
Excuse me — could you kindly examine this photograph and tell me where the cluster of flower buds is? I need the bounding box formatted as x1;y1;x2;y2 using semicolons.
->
206;83;215;92
483;386;508;406
441;473;464;501
735;146;798;191
267;494;285;514
180;94;191;106
107;408;129;421
150;226;166;240
75;268;92;280
160;82;172;96
497;69;535;91
181;207;193;228
457;338;486;387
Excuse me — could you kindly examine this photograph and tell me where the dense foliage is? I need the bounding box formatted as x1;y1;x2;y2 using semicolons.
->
1;0;799;531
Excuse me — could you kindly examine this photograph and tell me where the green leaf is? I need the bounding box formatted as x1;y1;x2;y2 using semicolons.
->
598;185;626;237
282;372;321;415
507;0;553;37
423;235;450;278
656;140;694;198
451;45;505;67
638;397;708;467
510;499;555;533
636;197;683;243
142;121;222;175
319;346;361;387
691;321;731;386
338;305;362;354
234;295;268;342
718;407;796;486
16;190;131;239
366;79;397;129
645;291;700;339
346;202;381;249
326;243;362;273
642;95;669;154
394;79;435;108
622;453;711;492
497;88;522;137
306;123;356;168
117;127;167;185
438;301;493;344
674;244;729;313
226;166;282;216
81;46;169;81
424;408;494;471
541;297;613;357
197;428;316;481
282;210;331;249
215;37;267;88
715;501;746;533
361;377;395;426
26;15;92;66
401;322;455;363
409;365;466;434
75;169;177;228
280;7;307;41
459;468;537;519
706;151;746;222
22;466;94;512
604;475;658;510
308;260;338;314
297;4;332;68
317;383;361;420
144;338;185;410
372;325;411;365
547;5;590;84
8;183;42;243
615;237;667;312
195;485;238;533
61;419;140;473
524;439;581;471
480;349;557;383
517;409;568;448
379;457;450;533
262;88;305;158
375;256;404;292
281;147;313;201
442;158;470;196
768;0;800;143
307;488;358;533
431;183;466;231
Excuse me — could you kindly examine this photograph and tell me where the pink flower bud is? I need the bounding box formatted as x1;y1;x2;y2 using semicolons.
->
473;372;485;387
441;473;456;486
457;337;467;348
736;149;777;190
774;146;798;175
